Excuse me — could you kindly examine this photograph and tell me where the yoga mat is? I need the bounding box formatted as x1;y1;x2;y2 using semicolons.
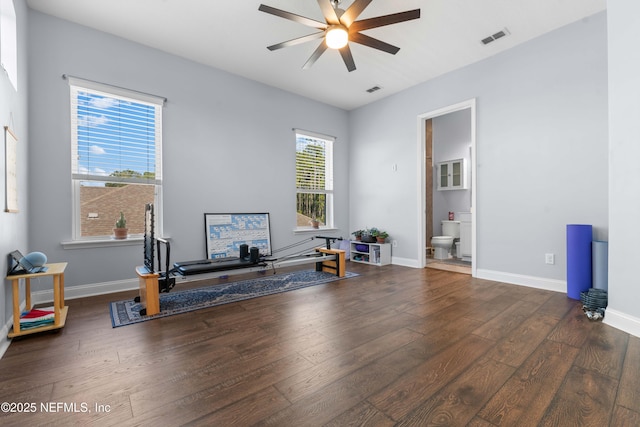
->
566;224;592;300
592;240;608;291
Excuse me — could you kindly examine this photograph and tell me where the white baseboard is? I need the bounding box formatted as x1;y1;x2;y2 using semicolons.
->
0;323;11;359
476;269;640;339
31;278;139;305
1;300;27;359
475;268;566;293
604;309;640;338
391;257;420;268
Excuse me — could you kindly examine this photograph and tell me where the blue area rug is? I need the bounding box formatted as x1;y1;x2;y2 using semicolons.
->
109;269;357;327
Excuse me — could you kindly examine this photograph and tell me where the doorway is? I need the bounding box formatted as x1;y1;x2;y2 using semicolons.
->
417;99;477;276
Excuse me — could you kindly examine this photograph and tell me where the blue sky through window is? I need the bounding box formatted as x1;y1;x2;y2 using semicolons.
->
76;91;156;181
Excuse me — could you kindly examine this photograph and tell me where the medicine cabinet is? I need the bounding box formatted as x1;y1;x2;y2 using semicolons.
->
437;159;466;191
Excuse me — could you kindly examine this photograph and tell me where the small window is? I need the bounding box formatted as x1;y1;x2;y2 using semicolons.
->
68;77;164;240
0;0;18;90
295;130;334;230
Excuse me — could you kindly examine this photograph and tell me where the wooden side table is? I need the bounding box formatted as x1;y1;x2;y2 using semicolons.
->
6;262;68;338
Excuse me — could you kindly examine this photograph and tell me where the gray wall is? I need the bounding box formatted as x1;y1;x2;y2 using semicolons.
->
607;0;640;331
1;0;28;338
27;9;349;289
350;12;608;279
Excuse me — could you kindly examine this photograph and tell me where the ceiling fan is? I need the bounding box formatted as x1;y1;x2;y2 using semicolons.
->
258;0;420;72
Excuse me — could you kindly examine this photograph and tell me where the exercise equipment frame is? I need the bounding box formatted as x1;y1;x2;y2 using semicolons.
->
135;237;346;316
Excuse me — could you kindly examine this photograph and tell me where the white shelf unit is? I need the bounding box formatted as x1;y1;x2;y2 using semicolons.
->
350;241;391;266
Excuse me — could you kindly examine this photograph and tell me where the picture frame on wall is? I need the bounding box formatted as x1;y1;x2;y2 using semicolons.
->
4;125;18;213
203;213;272;259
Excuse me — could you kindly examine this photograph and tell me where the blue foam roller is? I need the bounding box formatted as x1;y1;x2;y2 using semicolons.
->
566;224;592;300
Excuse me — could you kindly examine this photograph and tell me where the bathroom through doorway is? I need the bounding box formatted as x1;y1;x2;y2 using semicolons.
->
418;99;476;276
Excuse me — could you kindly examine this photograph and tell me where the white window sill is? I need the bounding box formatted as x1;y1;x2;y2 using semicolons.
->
293;227;339;236
61;237;143;249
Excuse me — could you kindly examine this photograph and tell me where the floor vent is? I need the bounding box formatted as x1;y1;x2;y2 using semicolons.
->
481;28;510;45
366;85;382;93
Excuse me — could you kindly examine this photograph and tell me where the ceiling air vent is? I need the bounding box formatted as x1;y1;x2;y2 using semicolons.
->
481;28;510;45
366;86;382;93
481;36;494;45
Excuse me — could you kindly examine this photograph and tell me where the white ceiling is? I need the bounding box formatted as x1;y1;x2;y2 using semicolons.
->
26;0;606;110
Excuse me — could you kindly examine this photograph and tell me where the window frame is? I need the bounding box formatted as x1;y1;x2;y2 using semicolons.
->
294;129;335;232
67;76;164;242
0;0;18;91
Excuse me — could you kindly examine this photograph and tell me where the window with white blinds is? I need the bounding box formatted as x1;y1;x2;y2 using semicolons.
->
295;130;334;230
0;0;18;90
68;77;164;240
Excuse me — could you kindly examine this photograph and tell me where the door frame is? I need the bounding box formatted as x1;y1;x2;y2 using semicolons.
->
416;98;477;275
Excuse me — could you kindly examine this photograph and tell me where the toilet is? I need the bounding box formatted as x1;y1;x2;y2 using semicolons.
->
431;220;460;260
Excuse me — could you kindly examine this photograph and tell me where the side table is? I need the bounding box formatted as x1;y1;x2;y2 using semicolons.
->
6;262;68;338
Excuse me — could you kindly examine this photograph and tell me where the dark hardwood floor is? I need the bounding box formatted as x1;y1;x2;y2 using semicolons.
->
1;263;639;426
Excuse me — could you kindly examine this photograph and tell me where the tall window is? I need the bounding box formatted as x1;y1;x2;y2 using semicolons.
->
295;130;334;230
0;0;18;90
68;77;163;240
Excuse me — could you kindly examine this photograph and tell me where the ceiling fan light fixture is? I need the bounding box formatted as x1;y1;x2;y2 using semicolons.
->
325;25;348;49
259;2;421;71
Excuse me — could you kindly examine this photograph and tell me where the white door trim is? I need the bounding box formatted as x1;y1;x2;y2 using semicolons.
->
416;98;477;276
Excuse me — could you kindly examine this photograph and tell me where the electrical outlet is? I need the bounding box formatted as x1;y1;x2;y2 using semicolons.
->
545;253;555;265
392;240;398;248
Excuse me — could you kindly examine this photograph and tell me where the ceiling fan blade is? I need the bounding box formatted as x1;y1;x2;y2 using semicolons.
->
267;32;325;51
303;42;329;70
259;4;327;30
350;32;400;55
350;9;421;32
339;45;356;72
316;0;340;25
339;0;372;27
